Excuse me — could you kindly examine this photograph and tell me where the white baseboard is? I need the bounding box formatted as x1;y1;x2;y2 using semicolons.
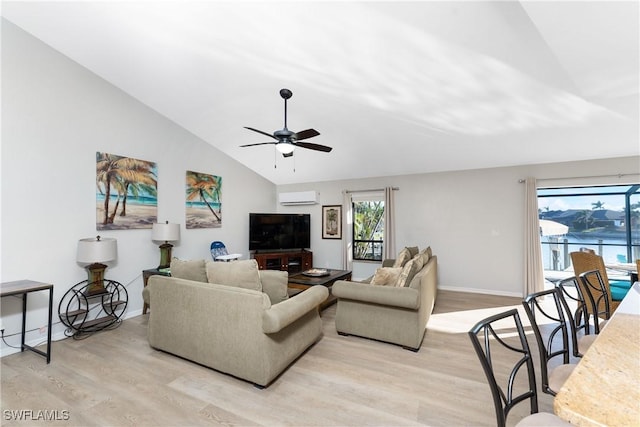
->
437;285;523;298
0;309;144;359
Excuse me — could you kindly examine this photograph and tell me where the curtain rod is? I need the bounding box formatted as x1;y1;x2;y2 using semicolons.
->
518;173;639;183
345;187;399;194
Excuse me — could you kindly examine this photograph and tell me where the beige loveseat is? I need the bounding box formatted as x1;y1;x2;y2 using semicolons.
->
143;259;328;388
332;247;438;351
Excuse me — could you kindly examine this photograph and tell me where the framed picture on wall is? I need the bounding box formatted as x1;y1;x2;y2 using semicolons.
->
322;205;342;239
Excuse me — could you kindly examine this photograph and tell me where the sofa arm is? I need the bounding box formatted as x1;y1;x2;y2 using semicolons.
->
262;285;329;334
333;280;420;309
331;280;420;310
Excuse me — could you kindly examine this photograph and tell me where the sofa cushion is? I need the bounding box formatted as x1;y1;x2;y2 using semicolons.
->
370;267;403;286
392;248;412;268
170;258;208;282
259;270;289;304
205;259;262;291
396;256;421;287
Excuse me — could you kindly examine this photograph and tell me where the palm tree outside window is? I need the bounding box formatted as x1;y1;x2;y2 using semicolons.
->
353;200;385;261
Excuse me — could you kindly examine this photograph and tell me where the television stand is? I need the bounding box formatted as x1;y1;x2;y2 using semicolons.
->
252;250;312;274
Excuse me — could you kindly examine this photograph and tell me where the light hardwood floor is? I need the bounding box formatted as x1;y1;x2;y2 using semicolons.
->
1;291;556;427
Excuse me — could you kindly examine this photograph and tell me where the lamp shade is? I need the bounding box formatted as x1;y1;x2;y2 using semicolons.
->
152;222;180;242
77;236;117;264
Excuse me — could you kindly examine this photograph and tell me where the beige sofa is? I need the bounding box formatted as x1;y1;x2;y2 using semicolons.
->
332;248;438;351
143;259;328;388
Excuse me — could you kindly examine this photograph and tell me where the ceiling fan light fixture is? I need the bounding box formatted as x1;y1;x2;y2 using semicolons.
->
241;88;331;156
276;142;295;154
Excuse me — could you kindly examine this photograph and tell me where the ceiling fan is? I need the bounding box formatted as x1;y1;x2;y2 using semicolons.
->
241;89;332;158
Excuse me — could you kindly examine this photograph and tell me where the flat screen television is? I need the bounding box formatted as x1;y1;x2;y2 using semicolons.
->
249;213;311;251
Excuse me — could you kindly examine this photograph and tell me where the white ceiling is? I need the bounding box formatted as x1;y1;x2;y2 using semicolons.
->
2;1;639;185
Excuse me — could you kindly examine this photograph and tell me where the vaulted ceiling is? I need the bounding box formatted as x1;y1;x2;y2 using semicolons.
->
3;1;639;185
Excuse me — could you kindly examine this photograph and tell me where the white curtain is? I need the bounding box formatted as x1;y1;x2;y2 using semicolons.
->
383;187;396;260
524;177;544;296
342;190;353;270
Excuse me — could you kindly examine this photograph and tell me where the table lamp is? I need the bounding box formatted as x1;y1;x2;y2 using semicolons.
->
152;221;180;269
77;235;117;295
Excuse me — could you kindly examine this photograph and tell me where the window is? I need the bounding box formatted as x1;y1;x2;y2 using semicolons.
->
352;196;385;261
538;184;640;271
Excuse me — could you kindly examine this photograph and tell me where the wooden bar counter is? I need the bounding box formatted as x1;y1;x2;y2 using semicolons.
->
554;282;640;426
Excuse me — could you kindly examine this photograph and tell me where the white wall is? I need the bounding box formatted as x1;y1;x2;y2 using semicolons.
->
3;18;638;359
0;20;276;356
278;156;640;294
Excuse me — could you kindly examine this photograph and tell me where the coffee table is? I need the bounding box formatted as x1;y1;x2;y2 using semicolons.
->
288;269;352;310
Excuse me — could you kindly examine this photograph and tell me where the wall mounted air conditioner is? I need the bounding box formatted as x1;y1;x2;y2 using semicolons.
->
278;191;319;205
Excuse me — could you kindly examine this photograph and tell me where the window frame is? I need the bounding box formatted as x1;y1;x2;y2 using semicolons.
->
351;194;385;262
538;184;640;270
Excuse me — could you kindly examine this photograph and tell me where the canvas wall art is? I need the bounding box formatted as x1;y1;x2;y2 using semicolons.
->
96;152;158;230
186;170;222;229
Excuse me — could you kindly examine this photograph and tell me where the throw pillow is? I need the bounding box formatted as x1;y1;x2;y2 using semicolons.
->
396;257;420;287
392;248;412;268
419;247;431;264
424;246;432;258
406;246;419;258
419;251;430;268
205;259;262;291
370;267;403;286
411;252;425;271
169;258;208;283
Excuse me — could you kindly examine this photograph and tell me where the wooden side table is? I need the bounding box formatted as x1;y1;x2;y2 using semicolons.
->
142;268;171;314
0;280;53;363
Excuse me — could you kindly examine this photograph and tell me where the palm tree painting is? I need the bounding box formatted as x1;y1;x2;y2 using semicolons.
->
96;152;158;230
186;170;222;229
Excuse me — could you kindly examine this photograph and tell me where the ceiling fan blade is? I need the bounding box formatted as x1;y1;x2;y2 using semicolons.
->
295;141;333;152
294;129;320;140
240;142;277;147
244;127;277;140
